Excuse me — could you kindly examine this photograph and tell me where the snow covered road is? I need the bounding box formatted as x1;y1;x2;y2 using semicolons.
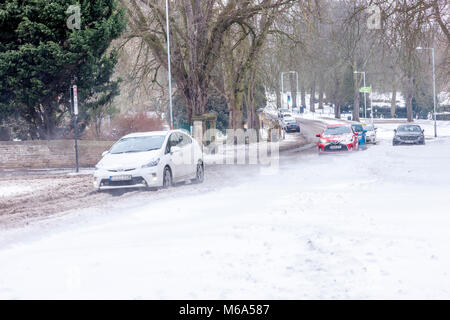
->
1;121;450;299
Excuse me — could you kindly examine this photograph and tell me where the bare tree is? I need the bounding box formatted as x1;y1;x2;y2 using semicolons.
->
124;0;294;123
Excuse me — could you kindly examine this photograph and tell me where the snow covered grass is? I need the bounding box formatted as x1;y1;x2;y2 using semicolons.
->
0;121;450;299
0;184;33;198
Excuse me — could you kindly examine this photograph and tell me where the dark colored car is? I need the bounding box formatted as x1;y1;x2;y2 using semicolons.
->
282;117;300;133
393;124;425;145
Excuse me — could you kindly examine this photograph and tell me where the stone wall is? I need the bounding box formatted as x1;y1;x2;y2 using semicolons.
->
0;140;114;169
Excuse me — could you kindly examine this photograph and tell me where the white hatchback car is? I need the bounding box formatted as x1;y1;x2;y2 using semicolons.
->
363;124;377;144
93;130;204;191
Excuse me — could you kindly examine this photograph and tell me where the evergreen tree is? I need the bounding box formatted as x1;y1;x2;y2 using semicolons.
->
0;0;126;139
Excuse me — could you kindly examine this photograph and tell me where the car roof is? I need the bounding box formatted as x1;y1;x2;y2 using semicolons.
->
326;124;350;128
398;124;420;127
122;130;188;139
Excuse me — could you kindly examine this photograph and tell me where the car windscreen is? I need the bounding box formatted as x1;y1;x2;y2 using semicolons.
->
110;136;166;154
363;125;374;131
398;125;421;133
324;126;351;135
352;124;364;132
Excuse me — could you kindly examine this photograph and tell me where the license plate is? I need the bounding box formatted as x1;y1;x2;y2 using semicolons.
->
329;145;341;150
110;175;132;181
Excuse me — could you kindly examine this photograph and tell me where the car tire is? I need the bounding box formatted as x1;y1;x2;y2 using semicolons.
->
193;161;204;184
162;166;172;189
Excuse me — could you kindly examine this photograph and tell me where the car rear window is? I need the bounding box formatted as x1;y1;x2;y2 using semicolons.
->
324;126;351;135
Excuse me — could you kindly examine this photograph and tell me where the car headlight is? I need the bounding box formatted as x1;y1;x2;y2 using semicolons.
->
345;137;354;144
142;158;160;168
95;163;103;170
319;138;327;144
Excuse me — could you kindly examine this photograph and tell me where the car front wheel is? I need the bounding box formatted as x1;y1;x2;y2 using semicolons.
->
194;161;204;184
163;166;172;188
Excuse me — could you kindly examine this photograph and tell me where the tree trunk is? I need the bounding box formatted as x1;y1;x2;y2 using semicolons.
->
234;88;245;129
334;104;341;119
353;62;360;122
318;81;324;110
300;83;306;107
309;79;316;112
290;73;297;109
405;77;414;122
40;103;55;140
182;83;208;123
276;84;281;109
391;87;397;118
246;72;257;130
226;86;245;130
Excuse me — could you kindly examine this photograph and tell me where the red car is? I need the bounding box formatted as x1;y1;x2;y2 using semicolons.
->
316;124;359;154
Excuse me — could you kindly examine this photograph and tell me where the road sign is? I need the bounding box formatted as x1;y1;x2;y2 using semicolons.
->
71;85;79;115
70;84;79;173
359;86;371;93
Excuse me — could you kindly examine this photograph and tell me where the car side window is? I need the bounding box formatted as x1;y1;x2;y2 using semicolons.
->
166;133;179;153
177;133;192;147
178;133;185;146
182;134;192;145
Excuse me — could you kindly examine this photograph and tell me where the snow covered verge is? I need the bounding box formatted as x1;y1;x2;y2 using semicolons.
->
0;121;450;299
0;169;94;199
0;184;33;198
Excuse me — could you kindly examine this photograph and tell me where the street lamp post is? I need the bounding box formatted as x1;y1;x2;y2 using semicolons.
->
354;71;367;119
280;71;299;110
165;0;174;129
417;47;437;138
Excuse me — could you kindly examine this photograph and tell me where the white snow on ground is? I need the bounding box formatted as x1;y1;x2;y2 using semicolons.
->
1;121;450;299
0;184;33;198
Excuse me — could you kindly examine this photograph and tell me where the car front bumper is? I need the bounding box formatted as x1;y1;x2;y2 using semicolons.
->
393;137;424;145
318;142;355;153
93;166;163;190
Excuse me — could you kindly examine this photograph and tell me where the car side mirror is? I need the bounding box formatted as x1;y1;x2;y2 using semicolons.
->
422;129;425;133
102;151;108;157
316;134;321;137
170;146;181;154
394;129;397;133
354;132;359;136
